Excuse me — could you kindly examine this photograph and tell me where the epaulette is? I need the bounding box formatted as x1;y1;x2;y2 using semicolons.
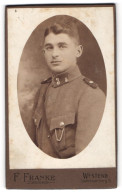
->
83;77;97;89
41;77;52;84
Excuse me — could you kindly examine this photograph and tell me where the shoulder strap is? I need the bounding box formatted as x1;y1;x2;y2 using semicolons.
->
83;77;98;89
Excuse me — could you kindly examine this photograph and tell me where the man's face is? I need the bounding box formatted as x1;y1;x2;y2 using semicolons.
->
43;32;82;74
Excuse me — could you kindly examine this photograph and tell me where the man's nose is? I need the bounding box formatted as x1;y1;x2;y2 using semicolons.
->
52;47;59;58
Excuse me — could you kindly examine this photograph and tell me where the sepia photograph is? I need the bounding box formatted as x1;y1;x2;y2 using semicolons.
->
6;4;116;189
18;15;106;158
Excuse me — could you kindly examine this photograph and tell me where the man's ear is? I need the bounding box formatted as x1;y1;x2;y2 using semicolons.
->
76;45;83;58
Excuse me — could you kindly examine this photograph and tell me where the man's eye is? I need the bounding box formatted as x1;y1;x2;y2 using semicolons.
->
45;46;53;51
59;45;67;49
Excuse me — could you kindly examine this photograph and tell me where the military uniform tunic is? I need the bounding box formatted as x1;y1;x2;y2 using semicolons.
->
33;65;105;158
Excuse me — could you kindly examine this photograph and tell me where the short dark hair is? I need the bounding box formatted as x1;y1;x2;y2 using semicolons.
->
44;20;80;44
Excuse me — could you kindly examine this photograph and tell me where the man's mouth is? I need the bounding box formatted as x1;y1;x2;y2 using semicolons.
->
51;61;62;65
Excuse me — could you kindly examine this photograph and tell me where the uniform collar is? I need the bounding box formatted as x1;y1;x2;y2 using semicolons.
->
52;65;82;88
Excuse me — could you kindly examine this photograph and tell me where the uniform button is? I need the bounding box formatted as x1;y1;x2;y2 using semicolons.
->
65;77;68;82
89;80;94;84
60;121;64;128
57;81;60;85
48;135;50;138
34;119;37;123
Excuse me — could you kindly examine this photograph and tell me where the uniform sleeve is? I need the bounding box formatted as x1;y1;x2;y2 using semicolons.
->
75;87;106;154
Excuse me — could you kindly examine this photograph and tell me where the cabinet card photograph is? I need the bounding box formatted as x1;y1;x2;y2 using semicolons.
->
6;4;117;189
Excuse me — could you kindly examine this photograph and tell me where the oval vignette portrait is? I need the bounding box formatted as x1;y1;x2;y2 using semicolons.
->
17;15;106;159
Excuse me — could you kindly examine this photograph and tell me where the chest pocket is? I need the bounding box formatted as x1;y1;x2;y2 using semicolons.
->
50;112;76;154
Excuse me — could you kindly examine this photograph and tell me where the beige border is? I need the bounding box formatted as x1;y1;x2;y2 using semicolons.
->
7;6;116;169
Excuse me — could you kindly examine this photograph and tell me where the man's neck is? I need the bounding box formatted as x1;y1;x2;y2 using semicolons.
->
52;64;77;77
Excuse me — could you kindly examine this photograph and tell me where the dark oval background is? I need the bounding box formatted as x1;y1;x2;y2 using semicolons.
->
18;15;106;147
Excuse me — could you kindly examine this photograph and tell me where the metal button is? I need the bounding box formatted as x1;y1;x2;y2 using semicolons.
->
57;81;60;85
65;77;68;82
48;135;50;138
60;121;64;128
34;119;37;123
89;80;94;84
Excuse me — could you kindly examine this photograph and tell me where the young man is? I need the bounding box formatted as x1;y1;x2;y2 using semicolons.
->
33;21;105;159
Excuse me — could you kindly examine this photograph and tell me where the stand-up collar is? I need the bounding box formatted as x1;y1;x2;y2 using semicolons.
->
52;65;82;88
